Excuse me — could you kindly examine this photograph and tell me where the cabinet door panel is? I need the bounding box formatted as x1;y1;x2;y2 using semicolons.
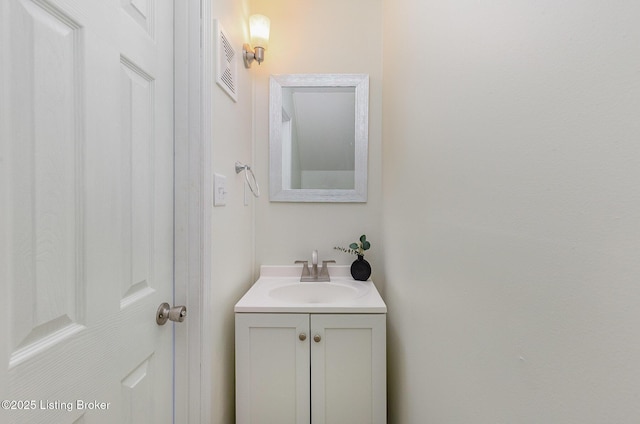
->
236;313;311;424
311;314;386;424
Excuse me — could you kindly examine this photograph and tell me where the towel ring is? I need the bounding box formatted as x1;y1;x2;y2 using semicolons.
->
235;162;260;198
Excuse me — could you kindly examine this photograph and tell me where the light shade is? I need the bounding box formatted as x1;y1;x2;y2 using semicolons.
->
249;14;270;49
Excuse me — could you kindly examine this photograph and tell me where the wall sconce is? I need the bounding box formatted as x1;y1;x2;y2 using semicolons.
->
243;14;270;68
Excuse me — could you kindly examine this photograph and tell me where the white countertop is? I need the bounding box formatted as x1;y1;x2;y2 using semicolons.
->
234;265;387;313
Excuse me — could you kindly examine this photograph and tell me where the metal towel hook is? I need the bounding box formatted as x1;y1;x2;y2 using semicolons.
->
235;161;260;198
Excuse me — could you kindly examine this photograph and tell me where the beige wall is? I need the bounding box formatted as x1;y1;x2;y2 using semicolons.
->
208;1;255;423
206;1;384;422
250;0;385;280
209;0;640;423
382;1;640;423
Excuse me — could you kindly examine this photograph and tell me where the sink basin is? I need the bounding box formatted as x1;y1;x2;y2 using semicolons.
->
269;281;369;304
234;265;387;313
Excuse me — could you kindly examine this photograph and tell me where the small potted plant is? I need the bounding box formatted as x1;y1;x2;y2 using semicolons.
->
334;235;372;281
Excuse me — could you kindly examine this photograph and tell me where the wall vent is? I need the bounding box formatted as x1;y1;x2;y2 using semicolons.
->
215;21;238;102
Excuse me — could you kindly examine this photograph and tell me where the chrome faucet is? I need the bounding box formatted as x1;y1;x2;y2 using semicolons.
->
295;250;335;282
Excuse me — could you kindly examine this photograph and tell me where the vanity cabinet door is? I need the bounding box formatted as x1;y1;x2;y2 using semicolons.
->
310;314;387;424
235;313;311;424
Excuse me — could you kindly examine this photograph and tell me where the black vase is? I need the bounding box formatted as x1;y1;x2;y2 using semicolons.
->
350;255;371;281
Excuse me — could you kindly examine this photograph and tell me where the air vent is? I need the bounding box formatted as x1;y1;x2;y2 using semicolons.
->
215;21;238;102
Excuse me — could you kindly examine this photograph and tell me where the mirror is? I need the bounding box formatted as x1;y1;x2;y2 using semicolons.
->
269;74;369;202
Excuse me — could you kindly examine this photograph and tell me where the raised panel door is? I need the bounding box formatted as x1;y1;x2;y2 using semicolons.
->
0;0;176;422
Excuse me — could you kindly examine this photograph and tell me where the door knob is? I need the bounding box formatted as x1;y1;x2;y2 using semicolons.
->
313;334;321;343
156;302;187;325
299;333;307;341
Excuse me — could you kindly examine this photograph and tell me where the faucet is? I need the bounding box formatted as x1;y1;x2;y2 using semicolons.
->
295;250;335;282
311;249;318;279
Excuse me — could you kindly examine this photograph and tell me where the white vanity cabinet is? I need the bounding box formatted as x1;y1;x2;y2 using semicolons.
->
235;312;386;424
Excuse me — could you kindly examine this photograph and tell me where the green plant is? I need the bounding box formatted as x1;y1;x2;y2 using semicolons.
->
334;234;371;257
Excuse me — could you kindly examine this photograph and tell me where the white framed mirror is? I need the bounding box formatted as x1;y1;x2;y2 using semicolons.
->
269;74;369;202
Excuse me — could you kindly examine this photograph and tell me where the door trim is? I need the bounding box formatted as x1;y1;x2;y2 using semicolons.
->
174;0;213;422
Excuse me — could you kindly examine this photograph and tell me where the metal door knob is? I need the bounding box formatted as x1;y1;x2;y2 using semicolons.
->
156;302;187;325
299;333;307;341
313;334;321;343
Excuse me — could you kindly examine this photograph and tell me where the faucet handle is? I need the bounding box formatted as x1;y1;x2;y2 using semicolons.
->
295;260;310;277
319;260;336;279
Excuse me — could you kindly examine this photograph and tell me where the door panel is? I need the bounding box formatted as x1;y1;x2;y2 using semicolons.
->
6;0;85;367
1;0;175;422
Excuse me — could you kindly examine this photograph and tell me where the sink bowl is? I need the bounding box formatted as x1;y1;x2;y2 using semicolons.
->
234;265;387;313
269;281;369;304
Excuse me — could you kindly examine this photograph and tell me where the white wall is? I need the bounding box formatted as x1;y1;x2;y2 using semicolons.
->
250;0;384;277
382;1;640;423
208;1;256;422
205;2;383;422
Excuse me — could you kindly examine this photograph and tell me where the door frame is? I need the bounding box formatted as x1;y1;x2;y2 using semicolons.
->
174;0;213;422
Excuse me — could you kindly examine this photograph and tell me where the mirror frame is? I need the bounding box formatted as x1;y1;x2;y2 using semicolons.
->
269;73;369;202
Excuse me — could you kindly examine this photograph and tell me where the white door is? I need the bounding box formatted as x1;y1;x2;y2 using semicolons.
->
0;0;178;422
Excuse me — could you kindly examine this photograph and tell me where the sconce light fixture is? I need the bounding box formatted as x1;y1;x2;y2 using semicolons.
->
243;14;270;68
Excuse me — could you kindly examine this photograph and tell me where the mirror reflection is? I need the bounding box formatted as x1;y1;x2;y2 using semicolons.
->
281;86;356;190
269;74;369;202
